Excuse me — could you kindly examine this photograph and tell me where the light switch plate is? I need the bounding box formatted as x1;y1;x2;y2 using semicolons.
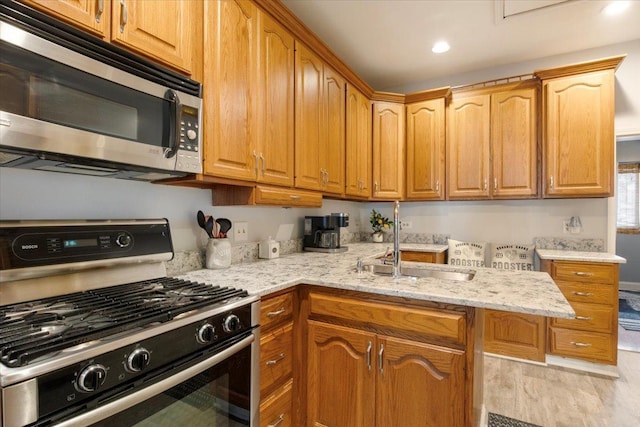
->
234;222;248;242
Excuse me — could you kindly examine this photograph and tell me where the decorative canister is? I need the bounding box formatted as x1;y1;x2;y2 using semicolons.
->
205;238;231;269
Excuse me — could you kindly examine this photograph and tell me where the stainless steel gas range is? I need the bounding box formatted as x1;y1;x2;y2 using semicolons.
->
0;219;260;427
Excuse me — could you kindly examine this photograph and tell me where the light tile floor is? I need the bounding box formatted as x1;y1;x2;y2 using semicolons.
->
483;349;640;427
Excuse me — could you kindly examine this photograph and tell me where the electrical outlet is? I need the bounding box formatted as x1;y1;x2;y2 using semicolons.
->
234;222;248;242
400;221;412;230
563;220;570;234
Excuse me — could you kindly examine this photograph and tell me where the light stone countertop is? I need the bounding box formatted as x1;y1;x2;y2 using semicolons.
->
179;243;574;319
536;249;627;264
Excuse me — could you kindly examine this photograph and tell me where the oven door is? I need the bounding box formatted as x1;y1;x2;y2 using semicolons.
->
53;333;259;427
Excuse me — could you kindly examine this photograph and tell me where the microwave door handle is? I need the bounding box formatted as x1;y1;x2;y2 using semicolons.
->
164;89;181;159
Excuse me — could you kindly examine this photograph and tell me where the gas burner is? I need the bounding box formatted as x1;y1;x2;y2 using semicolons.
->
0;278;248;368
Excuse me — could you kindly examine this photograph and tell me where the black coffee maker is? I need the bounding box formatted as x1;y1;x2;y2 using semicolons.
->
303;213;349;253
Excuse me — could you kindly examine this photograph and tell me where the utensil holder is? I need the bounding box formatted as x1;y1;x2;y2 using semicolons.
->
206;238;231;269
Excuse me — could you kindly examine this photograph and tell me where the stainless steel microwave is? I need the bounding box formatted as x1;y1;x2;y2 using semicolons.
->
0;2;202;181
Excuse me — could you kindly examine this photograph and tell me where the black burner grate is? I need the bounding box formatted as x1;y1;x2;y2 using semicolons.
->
0;278;248;367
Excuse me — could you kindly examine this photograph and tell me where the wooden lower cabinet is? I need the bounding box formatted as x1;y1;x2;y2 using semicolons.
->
543;260;619;365
401;250;446;264
260;291;296;426
304;288;475;427
484;310;546;362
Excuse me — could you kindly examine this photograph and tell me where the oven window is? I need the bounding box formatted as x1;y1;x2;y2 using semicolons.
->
91;346;252;427
0;41;167;148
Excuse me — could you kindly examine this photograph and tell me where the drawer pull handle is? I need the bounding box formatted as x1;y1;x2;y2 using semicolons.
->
574;272;594;277
575;315;592;321
571;291;594;297
267;414;285;427
119;0;127;32
289;195;302;200
366;341;372;371
266;308;286;317
378;344;384;375
266;353;285;366
570;341;592;348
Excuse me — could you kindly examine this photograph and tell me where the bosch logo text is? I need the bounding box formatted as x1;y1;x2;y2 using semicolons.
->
22;244;39;250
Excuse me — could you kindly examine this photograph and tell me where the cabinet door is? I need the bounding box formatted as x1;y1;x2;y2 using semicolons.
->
406;98;446;200
111;0;195;74
294;43;323;191
484;310;546;362
491;87;538;198
372;101;405;199
307;321;375;427
345;85;372;198
447;94;491;199
543;70;614;197
322;66;346;195
23;0;110;38
203;0;258;180
257;12;294;186
376;336;465;427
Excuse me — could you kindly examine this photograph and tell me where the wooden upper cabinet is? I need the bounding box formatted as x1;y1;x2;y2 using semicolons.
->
204;0;257;181
491;85;538;198
294;43;345;195
447;94;491;199
376;336;465;427
345;85;372;198
23;0;110;37
541;70;615;197
323;66;346;195
110;0;197;74
372;101;405;200
294;42;324;191
448;82;538;200
406;96;446;200
24;0;198;75
257;11;294;186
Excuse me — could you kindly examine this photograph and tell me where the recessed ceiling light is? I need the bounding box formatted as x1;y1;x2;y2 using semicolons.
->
432;41;450;54
602;1;630;15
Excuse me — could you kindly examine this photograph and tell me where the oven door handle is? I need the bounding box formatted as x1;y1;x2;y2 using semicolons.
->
54;334;255;427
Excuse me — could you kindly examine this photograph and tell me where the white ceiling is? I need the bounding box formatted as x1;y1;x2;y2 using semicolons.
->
280;0;640;90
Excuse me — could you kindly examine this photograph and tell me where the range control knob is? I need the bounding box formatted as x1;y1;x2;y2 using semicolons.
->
223;314;241;333
126;348;151;372
76;364;107;393
196;323;216;344
115;233;132;248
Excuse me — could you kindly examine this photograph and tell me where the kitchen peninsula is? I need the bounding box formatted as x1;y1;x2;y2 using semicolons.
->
181;243;574;427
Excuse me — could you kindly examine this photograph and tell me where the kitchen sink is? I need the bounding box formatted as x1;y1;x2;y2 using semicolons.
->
362;263;475;281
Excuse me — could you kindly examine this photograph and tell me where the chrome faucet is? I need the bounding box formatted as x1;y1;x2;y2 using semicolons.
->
393;200;400;278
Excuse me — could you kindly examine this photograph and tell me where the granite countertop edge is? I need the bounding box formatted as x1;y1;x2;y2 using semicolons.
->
535;249;627;263
179;243;574;319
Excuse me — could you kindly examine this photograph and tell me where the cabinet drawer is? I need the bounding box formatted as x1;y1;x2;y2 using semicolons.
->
550;302;615;333
255;185;322;207
260;322;293;396
261;292;294;331
548;327;616;364
260;379;293;427
308;291;466;345
555;280;617;305
552;262;617;285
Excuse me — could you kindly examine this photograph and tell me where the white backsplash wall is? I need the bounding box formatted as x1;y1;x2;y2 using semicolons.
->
362;199;609;249
0;167;361;251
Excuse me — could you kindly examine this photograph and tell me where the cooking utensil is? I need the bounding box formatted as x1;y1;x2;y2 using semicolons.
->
216;218;232;238
197;210;207;235
205;216;214;238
